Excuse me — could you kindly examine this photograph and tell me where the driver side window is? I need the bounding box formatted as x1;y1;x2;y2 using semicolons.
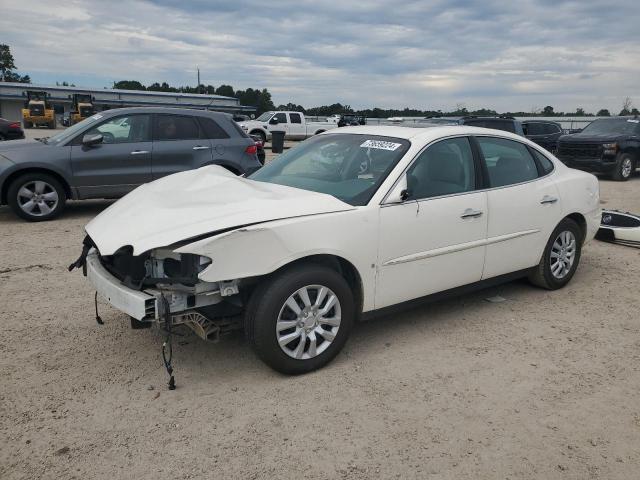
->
82;115;151;144
273;113;287;123
406;137;476;200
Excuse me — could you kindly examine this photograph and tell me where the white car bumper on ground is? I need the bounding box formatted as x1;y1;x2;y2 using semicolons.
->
86;249;157;320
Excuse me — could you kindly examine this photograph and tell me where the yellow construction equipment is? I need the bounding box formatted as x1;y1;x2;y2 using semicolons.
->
22;91;56;129
70;93;95;125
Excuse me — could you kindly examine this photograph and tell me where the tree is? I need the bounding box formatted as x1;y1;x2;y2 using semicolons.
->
542;106;555;116
112;80;146;90
575;107;586;116
620;97;632;116
215;84;235;98
0;44;30;83
596;109;610;117
0;44;16;81
632;108;640;116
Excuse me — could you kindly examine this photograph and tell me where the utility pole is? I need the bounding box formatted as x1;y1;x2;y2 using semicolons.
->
197;66;201;94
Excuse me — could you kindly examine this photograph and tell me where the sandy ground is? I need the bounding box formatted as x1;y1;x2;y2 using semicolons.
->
1;152;639;479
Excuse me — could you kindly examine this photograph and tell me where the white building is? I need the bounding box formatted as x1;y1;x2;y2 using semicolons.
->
0;82;254;123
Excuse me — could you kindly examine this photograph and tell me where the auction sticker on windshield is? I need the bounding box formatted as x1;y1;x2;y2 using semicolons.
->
360;139;402;151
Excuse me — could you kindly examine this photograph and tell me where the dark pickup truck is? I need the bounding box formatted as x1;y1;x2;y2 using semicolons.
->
556;116;640;181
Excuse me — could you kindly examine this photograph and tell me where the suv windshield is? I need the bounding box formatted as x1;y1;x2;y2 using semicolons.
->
249;134;410;206
255;112;274;122
581;118;640;135
46;114;103;145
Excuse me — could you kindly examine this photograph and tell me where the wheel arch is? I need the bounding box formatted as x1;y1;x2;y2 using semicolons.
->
565;212;587;243
1;168;72;204
248;253;364;319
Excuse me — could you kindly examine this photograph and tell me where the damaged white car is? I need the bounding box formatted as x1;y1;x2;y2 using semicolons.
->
72;126;601;374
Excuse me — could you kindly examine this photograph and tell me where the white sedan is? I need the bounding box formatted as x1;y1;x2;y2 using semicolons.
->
78;126;601;374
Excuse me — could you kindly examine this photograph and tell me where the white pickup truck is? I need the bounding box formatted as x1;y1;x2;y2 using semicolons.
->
237;111;338;142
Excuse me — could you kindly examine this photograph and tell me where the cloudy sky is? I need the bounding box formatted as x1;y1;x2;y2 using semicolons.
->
2;0;639;112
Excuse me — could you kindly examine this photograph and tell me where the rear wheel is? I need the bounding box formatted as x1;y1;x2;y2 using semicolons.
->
7;173;67;221
611;154;634;181
528;218;582;290
247;264;354;374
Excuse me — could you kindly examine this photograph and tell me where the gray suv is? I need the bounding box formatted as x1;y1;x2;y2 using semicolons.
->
0;107;261;221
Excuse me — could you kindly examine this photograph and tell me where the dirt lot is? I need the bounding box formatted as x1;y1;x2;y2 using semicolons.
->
1;164;639;479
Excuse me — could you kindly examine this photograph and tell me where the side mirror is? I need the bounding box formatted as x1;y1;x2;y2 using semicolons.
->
269;117;279;125
82;133;104;146
385;174;412;204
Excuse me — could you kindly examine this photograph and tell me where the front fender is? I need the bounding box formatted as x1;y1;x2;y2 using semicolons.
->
176;208;379;311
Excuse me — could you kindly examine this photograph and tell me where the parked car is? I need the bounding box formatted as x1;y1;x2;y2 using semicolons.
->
249;133;266;164
459;116;525;135
76;125;600;374
0;118;25;141
522;120;563;153
237;111;338;142
0;107;261;221
337;114;366;127
556;116;640;181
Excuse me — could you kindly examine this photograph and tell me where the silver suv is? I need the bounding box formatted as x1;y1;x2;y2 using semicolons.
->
0;107;261;221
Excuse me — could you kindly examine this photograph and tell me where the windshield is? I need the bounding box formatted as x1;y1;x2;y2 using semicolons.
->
581;118;640;135
46;113;104;145
255;112;274;122
249;134;410;206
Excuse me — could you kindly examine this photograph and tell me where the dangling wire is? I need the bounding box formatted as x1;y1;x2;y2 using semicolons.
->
160;294;176;390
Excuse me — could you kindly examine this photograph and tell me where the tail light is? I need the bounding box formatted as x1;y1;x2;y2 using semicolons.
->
245;144;258;155
8;122;21;129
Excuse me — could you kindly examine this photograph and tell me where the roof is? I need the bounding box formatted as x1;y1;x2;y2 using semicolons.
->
324;124;530;143
0;81;236;101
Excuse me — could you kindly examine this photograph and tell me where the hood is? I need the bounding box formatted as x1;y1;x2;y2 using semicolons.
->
0;139;51;159
560;133;626;143
86;165;355;255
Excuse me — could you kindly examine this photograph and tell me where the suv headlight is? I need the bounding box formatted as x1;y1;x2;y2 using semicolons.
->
602;143;618;155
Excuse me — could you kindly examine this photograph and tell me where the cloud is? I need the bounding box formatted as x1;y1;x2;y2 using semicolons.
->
1;0;639;112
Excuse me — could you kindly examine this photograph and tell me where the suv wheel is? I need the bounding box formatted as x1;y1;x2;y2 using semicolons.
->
7;173;67;221
612;154;634;181
528;218;582;290
246;264;354;374
251;130;266;144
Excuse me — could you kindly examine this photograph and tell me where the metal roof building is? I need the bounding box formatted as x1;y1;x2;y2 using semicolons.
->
0;82;254;123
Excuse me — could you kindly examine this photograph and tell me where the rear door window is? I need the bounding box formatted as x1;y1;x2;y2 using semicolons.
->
525;123;544;135
290;113;302;124
198;117;230;139
531;148;555;175
477;137;538;187
154;115;201;141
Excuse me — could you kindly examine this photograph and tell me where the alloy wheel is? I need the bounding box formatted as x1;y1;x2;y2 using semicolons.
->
621;158;633;178
276;285;342;360
550;230;576;279
17;180;59;217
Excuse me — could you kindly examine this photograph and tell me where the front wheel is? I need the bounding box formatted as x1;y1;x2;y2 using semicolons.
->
247;264;355;374
611;154;634;181
528;218;582;290
7;173;67;221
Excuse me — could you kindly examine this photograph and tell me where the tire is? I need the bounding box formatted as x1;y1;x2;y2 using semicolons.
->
611;153;634;181
7;172;67;222
528;218;582;290
246;264;355;374
251;130;266;144
315;130;325;135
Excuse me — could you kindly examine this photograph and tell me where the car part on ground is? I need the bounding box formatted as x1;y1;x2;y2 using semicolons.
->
556;116;640;181
71;125;601;376
596;209;640;247
0;106;261;221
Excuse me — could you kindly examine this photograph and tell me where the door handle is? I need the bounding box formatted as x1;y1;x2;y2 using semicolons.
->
193;145;211;150
460;208;483;219
540;195;558;204
130;150;149;155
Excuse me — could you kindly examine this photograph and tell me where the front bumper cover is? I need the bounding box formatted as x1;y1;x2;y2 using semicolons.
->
86;249;157;320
